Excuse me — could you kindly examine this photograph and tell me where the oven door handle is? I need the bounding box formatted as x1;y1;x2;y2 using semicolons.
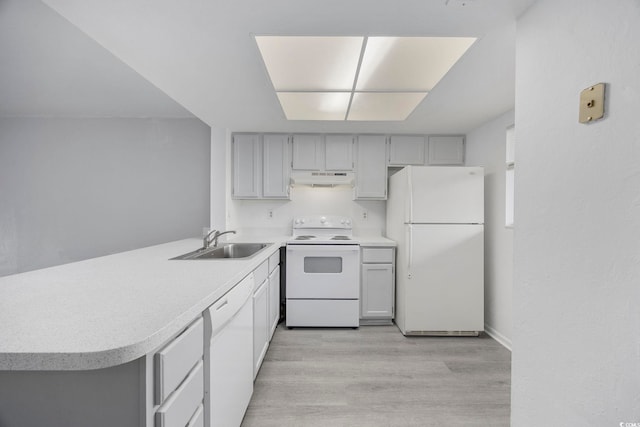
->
287;245;360;253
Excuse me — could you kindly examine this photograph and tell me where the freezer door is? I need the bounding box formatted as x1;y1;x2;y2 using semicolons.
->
399;224;484;333
407;166;484;224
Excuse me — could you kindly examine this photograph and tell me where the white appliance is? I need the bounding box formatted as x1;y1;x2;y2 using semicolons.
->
286;216;360;328
386;166;484;336
204;274;254;427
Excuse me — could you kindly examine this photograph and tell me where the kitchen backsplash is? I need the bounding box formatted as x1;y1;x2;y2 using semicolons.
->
227;185;386;236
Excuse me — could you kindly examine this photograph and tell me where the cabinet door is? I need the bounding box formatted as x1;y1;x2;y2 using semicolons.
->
232;134;261;199
263;134;290;198
268;265;280;339
292;134;323;170
428;135;465;165
361;264;394;319
354;135;387;199
325;135;353;171
388;135;425;166
253;279;269;378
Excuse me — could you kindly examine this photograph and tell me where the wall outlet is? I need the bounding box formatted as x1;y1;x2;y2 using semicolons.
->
362;211;368;220
268;209;273;218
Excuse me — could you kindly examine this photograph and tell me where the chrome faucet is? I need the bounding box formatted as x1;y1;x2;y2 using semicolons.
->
211;230;236;247
203;229;236;249
203;229;219;249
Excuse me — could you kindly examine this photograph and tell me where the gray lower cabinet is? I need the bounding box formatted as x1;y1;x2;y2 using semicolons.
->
254;251;281;378
268;250;281;338
360;247;395;325
253;261;270;379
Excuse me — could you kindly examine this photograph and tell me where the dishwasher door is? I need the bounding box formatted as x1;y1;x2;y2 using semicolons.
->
204;274;254;427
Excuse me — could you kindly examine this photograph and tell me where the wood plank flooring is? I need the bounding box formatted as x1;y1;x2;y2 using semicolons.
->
241;324;511;427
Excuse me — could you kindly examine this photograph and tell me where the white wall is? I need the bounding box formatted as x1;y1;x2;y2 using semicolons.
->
512;0;640;424
465;109;515;349
228;186;386;237
0;118;211;276
210;128;228;232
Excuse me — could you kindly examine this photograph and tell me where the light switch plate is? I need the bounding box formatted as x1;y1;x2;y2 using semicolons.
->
579;83;605;123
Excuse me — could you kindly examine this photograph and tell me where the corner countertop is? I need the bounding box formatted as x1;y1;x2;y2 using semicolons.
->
0;238;284;371
354;235;397;247
0;232;396;372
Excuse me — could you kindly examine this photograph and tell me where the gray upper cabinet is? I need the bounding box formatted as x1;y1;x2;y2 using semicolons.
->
292;134;354;171
233;133;290;199
262;134;290;198
325;135;354;171
428;136;465;165
232;134;261;199
354;135;387;200
292;134;323;170
388;135;426;166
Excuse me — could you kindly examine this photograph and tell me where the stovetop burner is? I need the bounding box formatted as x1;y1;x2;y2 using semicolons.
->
330;235;351;240
294;235;315;240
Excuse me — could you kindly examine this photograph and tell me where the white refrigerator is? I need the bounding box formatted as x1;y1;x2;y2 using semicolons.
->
386;166;484;336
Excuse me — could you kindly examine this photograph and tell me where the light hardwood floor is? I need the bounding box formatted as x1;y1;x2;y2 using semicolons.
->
241;324;511;427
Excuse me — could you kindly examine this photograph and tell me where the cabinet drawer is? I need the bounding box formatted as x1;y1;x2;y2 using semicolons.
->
254;260;269;287
155;360;204;427
361;247;394;263
186;404;204;427
155;317;204;405
268;250;280;273
208;274;254;337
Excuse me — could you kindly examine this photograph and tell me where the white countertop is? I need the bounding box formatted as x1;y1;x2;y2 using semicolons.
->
353;235;397;246
0;238;283;371
0;233;395;371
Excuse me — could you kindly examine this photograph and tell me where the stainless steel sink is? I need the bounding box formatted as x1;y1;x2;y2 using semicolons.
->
171;243;270;260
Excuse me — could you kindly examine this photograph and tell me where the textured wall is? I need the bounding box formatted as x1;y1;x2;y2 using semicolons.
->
512;0;640;424
0;118;210;276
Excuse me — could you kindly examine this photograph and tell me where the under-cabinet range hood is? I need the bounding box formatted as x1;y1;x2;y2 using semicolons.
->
290;171;355;187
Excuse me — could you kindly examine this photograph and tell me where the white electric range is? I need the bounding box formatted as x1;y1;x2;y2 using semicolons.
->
285;216;360;328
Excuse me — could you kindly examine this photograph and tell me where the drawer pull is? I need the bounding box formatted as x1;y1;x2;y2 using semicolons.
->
216;299;229;310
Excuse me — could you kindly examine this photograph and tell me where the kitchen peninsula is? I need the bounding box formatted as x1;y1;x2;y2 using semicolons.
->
0;232;395;427
0;237;283;427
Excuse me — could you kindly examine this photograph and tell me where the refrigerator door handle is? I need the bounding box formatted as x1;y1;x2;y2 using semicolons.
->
407;224;412;276
407;166;413;223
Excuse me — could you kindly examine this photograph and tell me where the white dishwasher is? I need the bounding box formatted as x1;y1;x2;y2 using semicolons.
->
204;273;254;427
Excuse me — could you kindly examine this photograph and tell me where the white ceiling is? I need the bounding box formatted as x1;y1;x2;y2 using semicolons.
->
1;0;537;133
0;0;193;118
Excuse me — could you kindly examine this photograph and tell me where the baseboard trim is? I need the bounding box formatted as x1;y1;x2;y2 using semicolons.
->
484;324;512;351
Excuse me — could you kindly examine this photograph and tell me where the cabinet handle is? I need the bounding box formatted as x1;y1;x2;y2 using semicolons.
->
216;299;229;311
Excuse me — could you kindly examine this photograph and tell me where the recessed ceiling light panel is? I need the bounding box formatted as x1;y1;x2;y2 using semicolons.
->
356;37;476;91
347;92;427;121
277;92;351;120
256;36;364;91
256;35;475;121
